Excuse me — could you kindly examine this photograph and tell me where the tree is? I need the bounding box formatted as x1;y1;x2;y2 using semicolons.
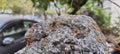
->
30;0;111;34
81;0;111;34
57;0;88;14
31;0;88;15
0;0;33;14
9;0;33;14
0;0;10;13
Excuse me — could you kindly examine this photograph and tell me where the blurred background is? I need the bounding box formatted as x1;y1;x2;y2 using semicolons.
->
0;0;120;41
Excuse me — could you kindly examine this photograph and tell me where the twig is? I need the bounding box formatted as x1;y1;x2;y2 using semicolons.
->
53;0;61;16
108;0;120;8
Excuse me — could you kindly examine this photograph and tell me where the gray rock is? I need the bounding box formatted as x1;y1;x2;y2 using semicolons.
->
15;15;108;54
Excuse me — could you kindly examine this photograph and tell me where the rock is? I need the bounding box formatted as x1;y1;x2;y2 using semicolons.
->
15;15;108;54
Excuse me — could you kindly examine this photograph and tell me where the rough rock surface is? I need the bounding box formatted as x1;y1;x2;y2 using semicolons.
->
15;15;108;54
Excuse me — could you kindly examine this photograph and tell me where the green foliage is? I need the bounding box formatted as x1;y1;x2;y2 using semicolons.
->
10;0;33;14
0;0;10;13
45;9;55;15
31;0;88;14
31;0;51;10
112;17;120;36
0;0;8;8
57;0;88;14
67;8;74;13
82;0;110;34
30;0;110;31
0;0;33;14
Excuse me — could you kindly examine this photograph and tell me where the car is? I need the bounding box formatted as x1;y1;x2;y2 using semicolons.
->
0;17;38;54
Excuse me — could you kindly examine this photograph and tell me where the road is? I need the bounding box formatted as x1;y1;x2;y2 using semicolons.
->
0;41;26;54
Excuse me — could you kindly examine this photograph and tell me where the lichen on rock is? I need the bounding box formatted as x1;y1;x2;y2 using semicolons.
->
15;15;108;54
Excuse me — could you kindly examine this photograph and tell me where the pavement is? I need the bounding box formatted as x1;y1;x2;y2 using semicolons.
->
0;41;26;54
